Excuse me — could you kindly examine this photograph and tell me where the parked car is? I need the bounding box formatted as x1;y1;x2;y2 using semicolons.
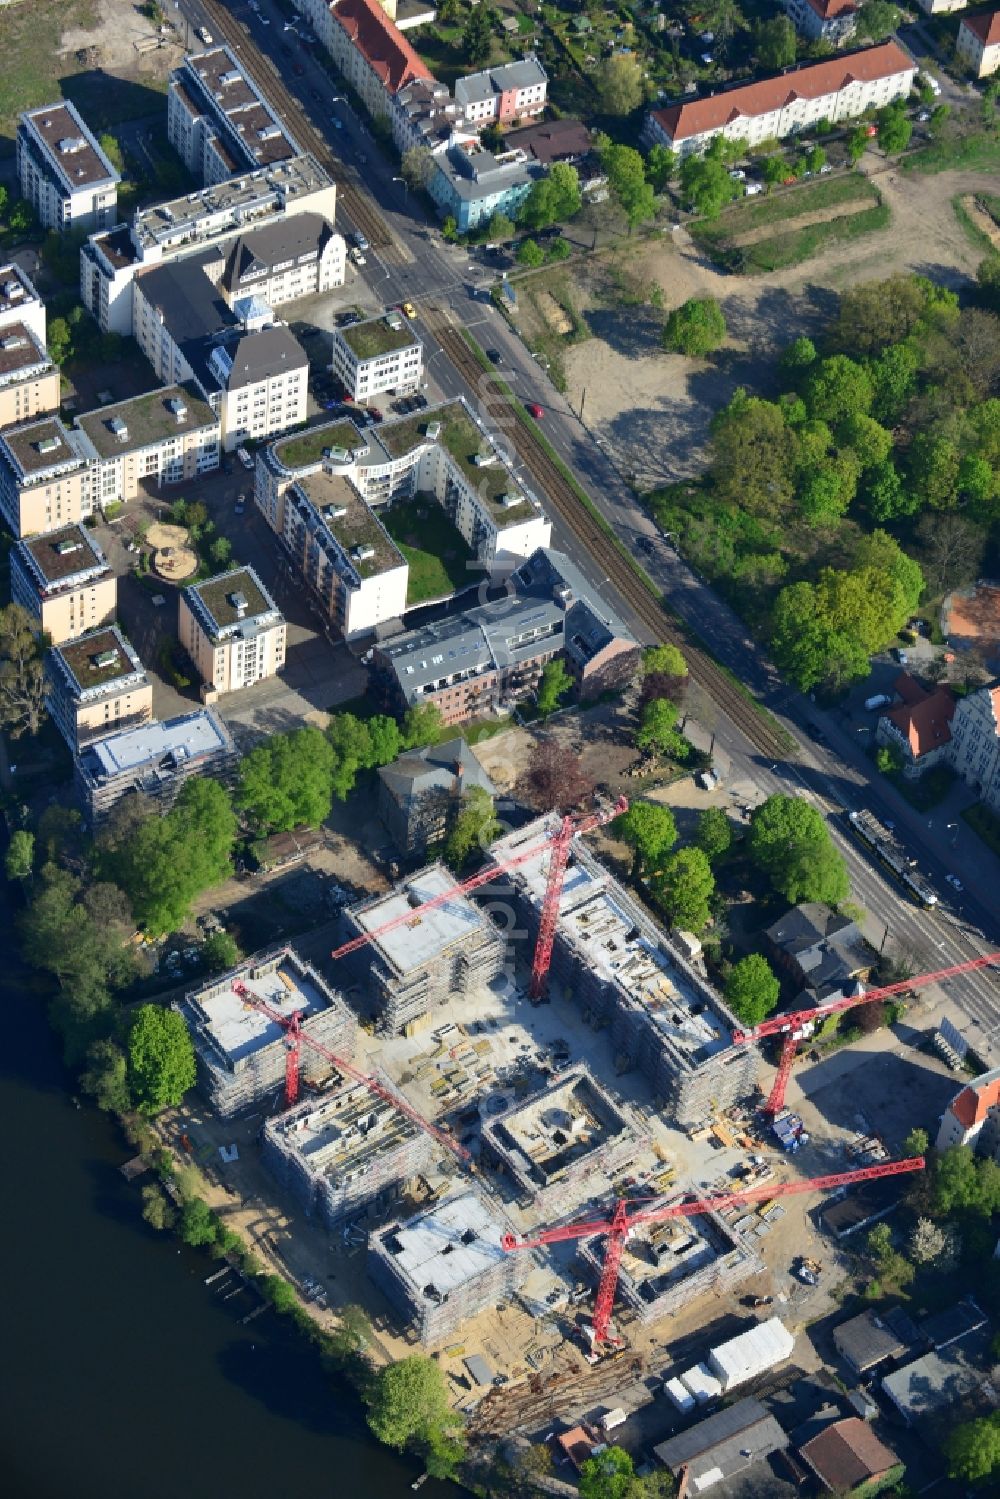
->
526;402;545;419
819;163;833;174
865;693;892;711
745;182;764;197
236;446;254;470
728;169;745;181
235;495;246;514
486;348;503;365
401;300;417;319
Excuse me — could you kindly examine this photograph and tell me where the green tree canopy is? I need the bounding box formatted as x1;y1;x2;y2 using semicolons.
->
80;1038;130;1113
855;0;900;40
402;702;443;749
614;801;678;878
805;144;827;173
836;410;893;470
780;335;817;376
0;602;48;739
462;5;495;65
442;786;501;873
600;141;657;228
646;144;677;192
5;828;34;882
366;1356;455;1450
179;1197;218;1246
536;656;573;716
663;297;727;357
869;339;919;423
943;1413;1000;1484
642;644;688;678
695;806;732;862
710;392;798;517
636;697;688;759
202;929;240;973
516;238;545;267
519;163;582;229
579;1445;637;1499
595;53;645;115
237;726;336;832
725;953;780;1027
680;151;740;219
654;847;715;931
827;273;930;358
401;145;435;191
876;102;912;155
749;794;849;904
127;1004;197;1113
931;1145;1000;1217
804;355;874;423
755;15;795;68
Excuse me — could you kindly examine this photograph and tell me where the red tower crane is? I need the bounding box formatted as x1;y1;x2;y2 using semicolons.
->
329;796;628;1002
502;1156;926;1345
231;979;469;1161
733;951;1000;1117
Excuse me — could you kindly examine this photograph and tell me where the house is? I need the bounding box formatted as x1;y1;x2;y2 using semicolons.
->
330;310;422;402
378;738;496;854
957;11;1000;76
10;524;116;645
765;902;873;997
784;0;858;45
832;1307;920;1377
391;77;464;155
937;1063;1000;1153
328;0;432;121
876;672;956;777
178;566;286;699
947;682;1000;815
46;625;153;751
16;101;118;234
644;41;916;156
428;140;537;234
881;1344;988;1425
653;1396;789;1490
453;57;548;126
505;118;591;165
799;1417;902;1494
74;708;238;826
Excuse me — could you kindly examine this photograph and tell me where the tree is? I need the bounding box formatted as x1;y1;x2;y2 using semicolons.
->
8;200;34;236
804;355;873;423
5;829;34;882
725;954;780;1027
977;251;1000;314
654;847;715;931
869;339;919;423
600;142;657;229
908;1216;960;1269
614;801;678;879
401;702;443;749
931;1145;1000;1218
837;411;892;470
80;1039;130;1113
680;152;739;219
710;392;797;517
536;657;573;716
804;144;826;173
646;144;676;192
98;132;125;175
866;460;916;521
516;237;545;267
202;929;240;973
663;297;727;357
916;512;986;594
209;536;232;567
827;273;930;358
424;1429;466;1480
847;125;871;165
179;1197;218;1247
877;104;912;155
0;603;47;738
519;163;582;229
518;740;594;813
749;795;849;904
695;806;732;862
127;1004;197;1113
462;5;495;66
781;335;817;376
595;54;644;116
486;210;515;241
518;1445;555;1481
401;145;434;191
141;1183;175;1231
643;644;688;679
855;0;900;40
442;786;501;872
366;1356;454;1449
237;726;336;832
903;1127;929;1158
579;1445;637;1499
755;15;796;69
636;698;688;759
944;1414;1000;1484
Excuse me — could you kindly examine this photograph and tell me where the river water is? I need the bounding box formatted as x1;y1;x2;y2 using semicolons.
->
0;910;449;1499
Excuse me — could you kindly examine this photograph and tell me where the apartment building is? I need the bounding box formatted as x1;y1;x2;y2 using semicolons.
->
957;11;1000;77
168;46;301;187
81;155;338;337
74;386;221;507
46;624;153;751
0;263;47;346
178;565;286;698
16;101;119;234
220;213;345;306
428;140;536;233
947;683;1000;814
10;524;116;644
328;0;432;120
875;672;956;779
644;41;916;155
74;707;238;826
392;76;464;155
0;417;93;538
330;310;422;402
454;57;548;125
783;0;858;43
0;322;60;431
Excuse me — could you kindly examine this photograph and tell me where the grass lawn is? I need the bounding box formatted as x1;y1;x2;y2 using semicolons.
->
380;494;475;605
740;201;889;273
690;176;885;273
963;801;1000;857
904;127;1000;175
691;174;879;245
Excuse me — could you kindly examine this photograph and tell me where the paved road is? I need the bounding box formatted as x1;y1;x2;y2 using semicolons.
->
173;0;1000;1046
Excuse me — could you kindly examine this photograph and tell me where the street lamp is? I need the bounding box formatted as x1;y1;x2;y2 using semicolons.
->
392;176;408;200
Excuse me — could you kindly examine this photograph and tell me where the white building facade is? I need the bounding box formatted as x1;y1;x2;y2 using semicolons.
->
16;101;119;234
330;312;423;402
957;12;1000;78
179;566;286;697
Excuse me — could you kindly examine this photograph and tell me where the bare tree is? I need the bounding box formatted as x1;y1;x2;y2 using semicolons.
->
0;603;47;739
916;513;986;594
516;740;595;813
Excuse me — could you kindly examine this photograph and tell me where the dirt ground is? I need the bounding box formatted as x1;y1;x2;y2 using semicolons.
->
61;0;184;81
553;160;1000;489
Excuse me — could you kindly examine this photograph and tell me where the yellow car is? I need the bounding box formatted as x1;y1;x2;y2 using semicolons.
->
401;301;417;319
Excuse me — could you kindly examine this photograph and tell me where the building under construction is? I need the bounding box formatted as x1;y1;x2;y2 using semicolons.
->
177;947;355;1117
368;1188;528;1346
343;864;505;1035
482;1066;643;1216
486;820;757;1127
578;1205;763;1326
261;1073;437;1230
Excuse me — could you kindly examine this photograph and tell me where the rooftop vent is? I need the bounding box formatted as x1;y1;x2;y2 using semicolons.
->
473;451;496;468
425;421;441;441
352;543;375;562
3;280;23;299
326;504;348;520
499;492;522;509
57;136;86;155
92;648;120;670
323;445;350;464
219;69;243;86
1;334;27;350
53;539;81;557
167;396;188;421
229;590;249;618
36;435;61;455
385;313;404;331
109;417;129;441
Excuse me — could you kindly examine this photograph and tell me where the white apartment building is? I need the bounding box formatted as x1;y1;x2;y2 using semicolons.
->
0;263;47;347
17;101;119;234
327;0;432;122
644;41;916;155
74;386;221;506
80;154;338;337
784;0;858;43
948;684;1000;814
454;58;548;126
330;311;422;402
46;624;154;751
10;524;116;645
0;322;60;432
219;213;345;307
957;11;1000;77
168;46;301;188
178;565;286;698
915;0;964;12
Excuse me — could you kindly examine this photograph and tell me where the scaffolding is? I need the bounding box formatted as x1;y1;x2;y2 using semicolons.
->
368;1189;529;1346
344;863;505;1035
486;820;757;1126
176;946;356;1117
261;1073;437;1230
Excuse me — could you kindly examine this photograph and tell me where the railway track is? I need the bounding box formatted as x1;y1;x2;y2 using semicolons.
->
430;321;794;761
202;0;396;254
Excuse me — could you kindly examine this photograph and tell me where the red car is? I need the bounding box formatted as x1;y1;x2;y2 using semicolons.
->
865;123;877;137
527;402;545;419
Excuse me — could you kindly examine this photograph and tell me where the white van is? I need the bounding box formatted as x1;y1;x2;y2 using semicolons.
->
865;693;892;711
196;25;213;45
236;446;254;471
744;182;764;197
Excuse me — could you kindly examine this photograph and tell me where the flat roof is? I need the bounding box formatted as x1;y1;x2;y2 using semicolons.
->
351;865;492;973
19;524;106;587
0;263;40;316
378;1191;507;1295
132;155;333;254
181;46;299;165
295;470;405;581
20;100;119;191
266;1077;423;1177
76;385;217;458
1;417;85;478
881;1347;982;1421
187;565;278;633
54;626;144;695
432;403;534;524
0;323;50;380
274;419;370;469
79;709;232;780
339;313;419;362
190;951;335;1065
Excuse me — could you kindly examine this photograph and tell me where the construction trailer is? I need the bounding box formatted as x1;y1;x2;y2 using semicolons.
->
176;946;355;1117
342;863;506;1035
260;1073;438;1231
368;1188;529;1347
486;819;758;1125
577;1205;764;1326
482;1065;644;1217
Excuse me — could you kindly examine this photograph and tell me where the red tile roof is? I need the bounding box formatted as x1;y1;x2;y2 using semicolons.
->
806;0;859;17
893;671;927;706
950;1071;1000;1131
332;0;432;95
651;41;914;143
883;680;955;759
962;9;1000;45
801;1418;899;1491
557;1426;596;1471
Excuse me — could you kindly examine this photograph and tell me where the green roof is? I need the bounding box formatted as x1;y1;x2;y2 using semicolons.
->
75;385;216;458
57;627;143;693
274;419;367;470
190;567;275;633
380;401;535;524
297;471;405;581
339;315;418;362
